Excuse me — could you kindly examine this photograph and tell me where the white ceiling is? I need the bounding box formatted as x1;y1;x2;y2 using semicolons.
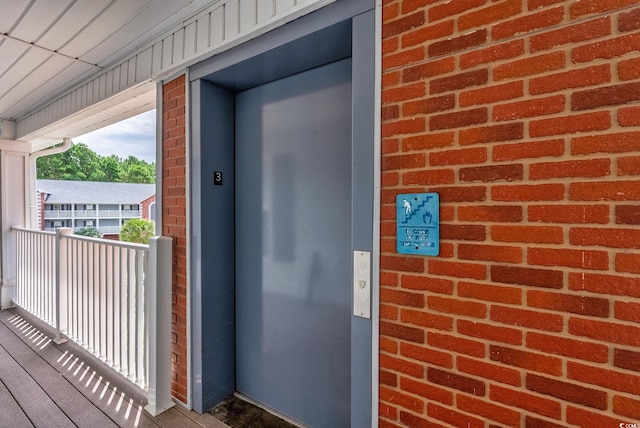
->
0;0;214;123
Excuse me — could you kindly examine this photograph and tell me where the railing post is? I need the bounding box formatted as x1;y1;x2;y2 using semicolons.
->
54;227;72;344
2;227;18;309
145;236;174;416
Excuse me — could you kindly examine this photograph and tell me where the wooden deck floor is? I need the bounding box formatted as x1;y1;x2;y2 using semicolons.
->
0;308;229;428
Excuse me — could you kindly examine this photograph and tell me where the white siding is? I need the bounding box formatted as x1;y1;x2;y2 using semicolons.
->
224;1;240;39
16;0;335;141
239;0;257;32
257;2;275;23
211;7;225;45
185;22;198;57
196;15;210;52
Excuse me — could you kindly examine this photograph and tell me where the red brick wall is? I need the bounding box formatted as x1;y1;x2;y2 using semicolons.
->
140;194;156;221
39;192;45;230
162;74;188;404
381;1;640;426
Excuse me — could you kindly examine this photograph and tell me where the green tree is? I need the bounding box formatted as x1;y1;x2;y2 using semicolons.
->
120;219;155;244
121;155;155;183
36;142;155;184
100;155;122;182
88;169;108;182
75;227;101;238
68;143;100;180
122;163;154;183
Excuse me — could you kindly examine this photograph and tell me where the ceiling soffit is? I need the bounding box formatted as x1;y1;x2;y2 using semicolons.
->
0;0;215;121
2;0;335;148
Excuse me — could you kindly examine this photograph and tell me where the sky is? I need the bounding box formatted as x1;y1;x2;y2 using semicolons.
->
76;109;156;163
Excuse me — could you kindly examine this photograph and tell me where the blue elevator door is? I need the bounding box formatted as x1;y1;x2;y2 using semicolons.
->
235;58;352;427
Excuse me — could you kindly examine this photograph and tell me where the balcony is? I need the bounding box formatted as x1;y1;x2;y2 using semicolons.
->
97;225;122;234
47;226;122;235
0;308;228;428
43;209;141;221
121;210;141;218
7;226;193;423
43;210;73;219
73;209;98;218
99;210;124;218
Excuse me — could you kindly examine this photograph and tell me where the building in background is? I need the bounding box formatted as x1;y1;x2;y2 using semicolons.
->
37;179;155;239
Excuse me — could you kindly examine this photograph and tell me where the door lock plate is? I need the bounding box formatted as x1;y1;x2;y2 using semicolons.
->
353;250;371;319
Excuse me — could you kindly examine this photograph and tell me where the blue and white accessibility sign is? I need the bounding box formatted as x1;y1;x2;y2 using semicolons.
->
396;193;440;256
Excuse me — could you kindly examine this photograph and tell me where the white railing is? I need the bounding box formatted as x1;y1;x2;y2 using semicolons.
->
13;228;58;324
43;210;140;219
121;210;141;217
11;226;174;416
44;210;73;218
97;225;121;234
73;209;98;218
65;231;148;386
48;226;123;234
98;210;121;217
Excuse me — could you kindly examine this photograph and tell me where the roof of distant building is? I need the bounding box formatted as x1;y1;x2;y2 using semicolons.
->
37;180;155;205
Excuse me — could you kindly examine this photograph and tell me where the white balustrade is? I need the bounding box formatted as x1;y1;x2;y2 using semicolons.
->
97;225;122;234
43;210;73;219
121;210;141;217
13;228;58;327
10;226;173;415
73;209;98;218
98;210;122;217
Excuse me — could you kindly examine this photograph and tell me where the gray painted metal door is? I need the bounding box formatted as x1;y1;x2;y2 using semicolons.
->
235;58;352;427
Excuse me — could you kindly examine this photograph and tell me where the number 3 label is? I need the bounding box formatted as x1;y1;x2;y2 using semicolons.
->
213;171;223;185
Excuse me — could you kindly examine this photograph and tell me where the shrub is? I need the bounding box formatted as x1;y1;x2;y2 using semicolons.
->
120;219;155;244
75;227;100;238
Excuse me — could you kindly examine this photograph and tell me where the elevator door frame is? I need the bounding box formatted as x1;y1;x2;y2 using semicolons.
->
189;1;376;426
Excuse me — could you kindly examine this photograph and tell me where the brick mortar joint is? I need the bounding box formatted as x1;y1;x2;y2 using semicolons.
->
382;4;640;75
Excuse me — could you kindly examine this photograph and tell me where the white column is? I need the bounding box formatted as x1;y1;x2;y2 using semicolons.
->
0;142;30;309
145;236;174;416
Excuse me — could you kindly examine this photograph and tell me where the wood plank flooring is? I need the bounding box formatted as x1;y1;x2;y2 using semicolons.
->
0;308;229;428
